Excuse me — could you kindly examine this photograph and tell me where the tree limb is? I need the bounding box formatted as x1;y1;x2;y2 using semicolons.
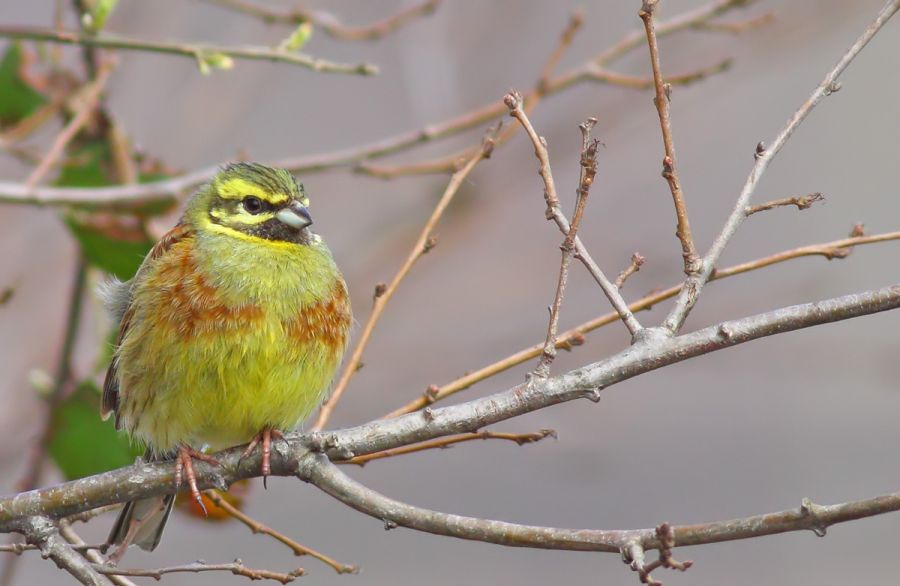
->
662;0;900;333
1;284;897;527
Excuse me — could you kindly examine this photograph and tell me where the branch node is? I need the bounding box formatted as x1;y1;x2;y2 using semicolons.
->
373;282;387;300
557;332;586;351
754;141;767;159
717;323;733;341
800;497;828;537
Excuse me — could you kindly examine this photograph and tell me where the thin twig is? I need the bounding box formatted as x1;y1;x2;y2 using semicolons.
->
208;0;441;41
382;228;900;418
15;257;87;492
639;0;700;275
534;118;598;377
25;62;114;189
663;0;900;333
94;560;304;584
204;491;357;574
0;0;757;209
693;12;774;33
744;192;824;216
58;522;135;586
310;128;499;431
0;25;377;75
1;257;87;586
615;253;646;289
361;10;585;181
622;524;692;586
505;92;643;336
338;430;556;466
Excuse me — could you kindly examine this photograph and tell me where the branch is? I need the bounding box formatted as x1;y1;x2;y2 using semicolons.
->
383;228;900;418
94;560;304;584
533;118;597;377
505;92;643;336
203;491;357;574
2;284;898;526
615;253;646;289
662;0;900;333
358;9;586;180
208;0;441;42
744;192;824;216
298;453;900;555
639;0;700;275
16;257;87;492
338;430;556;466
25;62;114;189
11;517;111;586
57;523;135;586
310;128;498;430
0;25;376;76
0;0;756;209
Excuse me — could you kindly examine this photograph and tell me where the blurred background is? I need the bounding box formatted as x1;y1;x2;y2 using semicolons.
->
1;0;899;584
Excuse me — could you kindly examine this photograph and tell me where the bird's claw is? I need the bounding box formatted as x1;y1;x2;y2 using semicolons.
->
240;428;285;488
173;446;220;515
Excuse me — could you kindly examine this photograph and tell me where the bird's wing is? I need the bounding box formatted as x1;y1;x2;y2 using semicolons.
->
101;222;194;424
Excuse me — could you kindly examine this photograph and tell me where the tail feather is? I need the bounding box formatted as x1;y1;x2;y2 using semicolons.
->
107;451;175;557
107;494;175;552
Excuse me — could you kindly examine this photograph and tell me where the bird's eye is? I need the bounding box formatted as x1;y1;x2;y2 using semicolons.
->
242;196;264;214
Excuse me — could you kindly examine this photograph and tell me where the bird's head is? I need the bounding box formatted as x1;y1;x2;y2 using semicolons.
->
188;162;316;245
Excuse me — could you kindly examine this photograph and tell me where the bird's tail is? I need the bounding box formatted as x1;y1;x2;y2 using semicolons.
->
107;450;175;561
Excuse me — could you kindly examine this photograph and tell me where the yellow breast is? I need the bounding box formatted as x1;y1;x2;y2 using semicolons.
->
114;231;351;452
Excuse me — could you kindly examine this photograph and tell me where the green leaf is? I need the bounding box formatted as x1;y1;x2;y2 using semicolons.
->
48;381;143;480
195;51;234;75
82;0;119;33
277;22;313;52
57;140;155;279
0;43;47;125
65;216;152;280
54;140;111;188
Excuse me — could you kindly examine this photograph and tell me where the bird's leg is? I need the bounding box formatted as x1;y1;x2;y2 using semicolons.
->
240;427;285;487
173;445;220;515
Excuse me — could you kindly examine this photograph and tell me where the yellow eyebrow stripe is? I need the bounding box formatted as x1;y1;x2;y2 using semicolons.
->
215;177;290;205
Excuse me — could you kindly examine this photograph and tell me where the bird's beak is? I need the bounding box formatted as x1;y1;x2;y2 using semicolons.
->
275;201;313;230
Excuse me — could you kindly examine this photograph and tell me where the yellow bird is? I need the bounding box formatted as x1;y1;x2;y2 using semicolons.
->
100;163;352;560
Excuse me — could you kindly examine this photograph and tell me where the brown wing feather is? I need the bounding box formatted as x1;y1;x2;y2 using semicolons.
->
101;223;194;425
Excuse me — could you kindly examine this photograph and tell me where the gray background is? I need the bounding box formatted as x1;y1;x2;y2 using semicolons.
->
1;1;899;584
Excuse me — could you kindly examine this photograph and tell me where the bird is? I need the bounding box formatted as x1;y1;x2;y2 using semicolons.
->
99;162;352;562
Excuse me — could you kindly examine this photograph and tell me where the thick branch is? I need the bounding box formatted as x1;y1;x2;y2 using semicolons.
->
12;517;111;586
298;454;900;554
662;0;900;332
1;284;898;526
383;227;899;418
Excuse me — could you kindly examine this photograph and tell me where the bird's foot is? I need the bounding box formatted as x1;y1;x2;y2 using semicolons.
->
240;428;285;487
174;446;220;515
